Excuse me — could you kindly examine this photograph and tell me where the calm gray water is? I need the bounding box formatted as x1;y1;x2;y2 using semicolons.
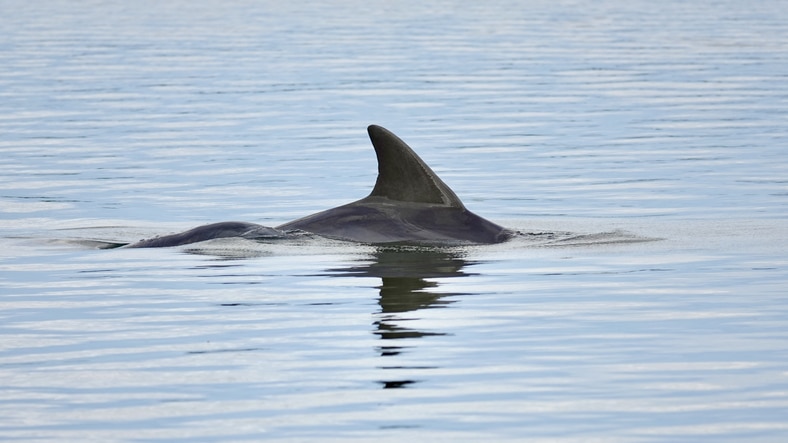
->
2;1;788;441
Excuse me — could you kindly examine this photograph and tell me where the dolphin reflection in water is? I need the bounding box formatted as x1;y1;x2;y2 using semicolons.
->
125;125;514;248
323;247;472;389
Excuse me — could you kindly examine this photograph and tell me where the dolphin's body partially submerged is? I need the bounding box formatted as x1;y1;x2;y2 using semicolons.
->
126;125;513;248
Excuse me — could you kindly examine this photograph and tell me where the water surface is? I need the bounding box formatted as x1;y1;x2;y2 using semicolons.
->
1;1;787;441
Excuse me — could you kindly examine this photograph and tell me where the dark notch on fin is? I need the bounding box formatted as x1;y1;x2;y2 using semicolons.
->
367;125;465;208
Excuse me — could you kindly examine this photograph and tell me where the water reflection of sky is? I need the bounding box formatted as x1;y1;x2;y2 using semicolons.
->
1;0;788;441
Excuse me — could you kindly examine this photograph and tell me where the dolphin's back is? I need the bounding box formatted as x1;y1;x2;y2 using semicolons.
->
126;125;512;248
277;196;510;245
126;222;283;248
277;125;511;244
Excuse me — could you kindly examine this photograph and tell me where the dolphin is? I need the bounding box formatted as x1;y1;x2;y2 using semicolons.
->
126;125;513;248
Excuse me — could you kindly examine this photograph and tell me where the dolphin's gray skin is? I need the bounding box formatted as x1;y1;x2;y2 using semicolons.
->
125;222;285;248
126;125;513;248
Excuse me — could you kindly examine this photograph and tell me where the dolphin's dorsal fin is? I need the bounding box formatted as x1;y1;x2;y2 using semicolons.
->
367;125;465;208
